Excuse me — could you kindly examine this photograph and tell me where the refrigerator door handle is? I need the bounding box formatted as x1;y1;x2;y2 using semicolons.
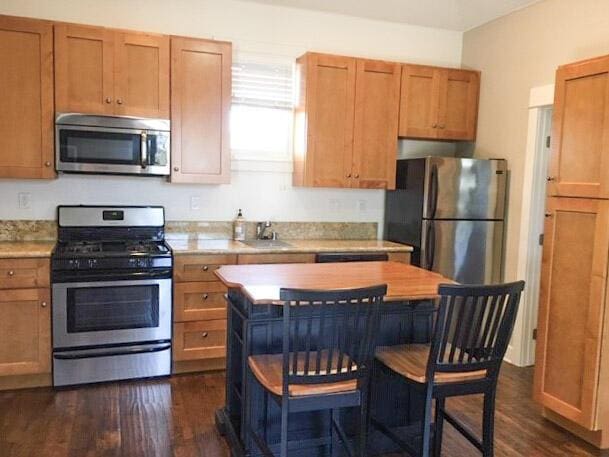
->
425;221;436;270
428;164;439;219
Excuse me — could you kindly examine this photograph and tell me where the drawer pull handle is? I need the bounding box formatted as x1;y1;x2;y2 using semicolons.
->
202;332;209;338
41;302;47;308
202;294;209;300
202;265;209;272
7;270;14;277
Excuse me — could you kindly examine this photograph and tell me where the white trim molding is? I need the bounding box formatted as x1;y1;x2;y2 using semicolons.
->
507;83;554;367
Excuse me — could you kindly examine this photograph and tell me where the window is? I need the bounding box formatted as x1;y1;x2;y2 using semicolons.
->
231;58;295;161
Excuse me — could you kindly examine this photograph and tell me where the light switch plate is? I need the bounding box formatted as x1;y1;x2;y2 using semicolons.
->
18;192;31;210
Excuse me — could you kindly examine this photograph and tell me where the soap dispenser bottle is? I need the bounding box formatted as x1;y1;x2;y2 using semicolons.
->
233;209;246;241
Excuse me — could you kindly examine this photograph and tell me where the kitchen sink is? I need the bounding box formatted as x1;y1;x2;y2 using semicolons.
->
242;240;294;249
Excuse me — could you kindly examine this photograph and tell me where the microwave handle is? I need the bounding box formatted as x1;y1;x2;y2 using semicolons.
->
140;132;148;169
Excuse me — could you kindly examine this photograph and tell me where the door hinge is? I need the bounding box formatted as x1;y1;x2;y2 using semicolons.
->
538;233;544;246
546;136;551;148
533;328;538;340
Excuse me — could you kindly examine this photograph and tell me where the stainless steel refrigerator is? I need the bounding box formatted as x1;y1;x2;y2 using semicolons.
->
384;157;506;284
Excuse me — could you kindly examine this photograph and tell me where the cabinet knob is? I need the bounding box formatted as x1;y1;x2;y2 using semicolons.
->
545;213;553;218
44;161;51;167
201;332;209;338
354;173;360;179
346;173;352;178
105;97;112;104
432;123;438;128
116;98;123;105
7;270;14;277
41;302;47;308
202;265;209;272
547;176;556;182
173;167;180;172
202;293;209;300
438;124;446;129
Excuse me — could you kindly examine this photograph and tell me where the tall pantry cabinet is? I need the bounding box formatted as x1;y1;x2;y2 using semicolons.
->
534;54;609;448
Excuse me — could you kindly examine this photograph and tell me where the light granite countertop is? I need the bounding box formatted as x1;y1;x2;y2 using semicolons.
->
0;241;56;258
167;239;413;255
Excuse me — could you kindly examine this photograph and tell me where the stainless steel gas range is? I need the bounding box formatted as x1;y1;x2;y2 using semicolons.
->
51;206;172;387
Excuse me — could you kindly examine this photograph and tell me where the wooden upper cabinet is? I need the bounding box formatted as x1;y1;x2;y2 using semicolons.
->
293;53;356;188
352;59;400;189
548;55;609;199
170;37;231;184
114;31;170;118
0;288;51;377
534;197;609;430
399;64;479;141
294;52;398;189
436;69;479;141
399;65;440;139
0;15;54;179
55;23;115;115
55;23;169;118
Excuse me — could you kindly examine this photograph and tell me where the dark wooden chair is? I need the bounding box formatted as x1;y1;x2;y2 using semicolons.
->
246;284;388;457
372;281;525;457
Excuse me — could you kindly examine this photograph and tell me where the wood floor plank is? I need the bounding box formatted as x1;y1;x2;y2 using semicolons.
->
0;364;605;457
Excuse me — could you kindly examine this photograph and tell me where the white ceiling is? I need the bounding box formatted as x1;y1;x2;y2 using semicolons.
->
239;0;541;31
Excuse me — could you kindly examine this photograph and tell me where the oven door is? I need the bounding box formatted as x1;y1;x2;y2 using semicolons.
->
52;278;171;349
55;125;170;176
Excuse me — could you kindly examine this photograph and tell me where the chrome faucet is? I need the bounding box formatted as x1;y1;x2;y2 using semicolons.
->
256;221;276;240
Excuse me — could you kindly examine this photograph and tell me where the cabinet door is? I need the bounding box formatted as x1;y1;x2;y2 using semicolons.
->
436;69;479;141
0;288;50;376
0;16;54;179
171;37;231;184
534;197;609;429
398;64;440;139
173;319;227;361
352;59;400;189
299;53;357;188
55;23;114;115
548;56;609;198
114;31;169;118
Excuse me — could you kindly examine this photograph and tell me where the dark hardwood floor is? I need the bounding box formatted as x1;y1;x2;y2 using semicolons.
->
0;364;605;457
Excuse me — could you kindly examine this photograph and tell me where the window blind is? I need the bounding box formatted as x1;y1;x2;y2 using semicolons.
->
232;61;294;109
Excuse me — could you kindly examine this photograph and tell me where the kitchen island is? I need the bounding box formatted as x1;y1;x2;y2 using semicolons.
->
214;261;452;457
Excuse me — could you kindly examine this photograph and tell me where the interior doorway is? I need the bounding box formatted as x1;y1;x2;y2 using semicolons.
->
509;84;554;367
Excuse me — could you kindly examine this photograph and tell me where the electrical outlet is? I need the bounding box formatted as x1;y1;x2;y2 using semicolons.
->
18;192;31;210
357;200;367;212
190;196;201;211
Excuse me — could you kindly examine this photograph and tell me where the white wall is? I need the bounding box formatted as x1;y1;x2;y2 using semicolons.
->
0;0;463;229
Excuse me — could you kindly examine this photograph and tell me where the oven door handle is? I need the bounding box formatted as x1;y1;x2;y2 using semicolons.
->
54;342;171;360
140;132;148;169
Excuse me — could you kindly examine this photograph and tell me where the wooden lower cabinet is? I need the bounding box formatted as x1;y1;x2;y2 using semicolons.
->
534;197;609;445
0;288;51;379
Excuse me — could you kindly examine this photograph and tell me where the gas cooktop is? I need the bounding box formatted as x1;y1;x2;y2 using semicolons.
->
54;240;171;258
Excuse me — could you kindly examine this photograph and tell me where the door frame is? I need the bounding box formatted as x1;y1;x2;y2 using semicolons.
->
507;84;554;367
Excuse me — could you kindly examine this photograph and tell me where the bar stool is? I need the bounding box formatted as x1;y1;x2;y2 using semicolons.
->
246;284;387;457
372;281;525;457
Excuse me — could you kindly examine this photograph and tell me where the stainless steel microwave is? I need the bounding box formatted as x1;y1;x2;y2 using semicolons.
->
55;113;170;177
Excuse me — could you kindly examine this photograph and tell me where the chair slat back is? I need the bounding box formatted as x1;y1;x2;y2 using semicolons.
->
279;285;387;394
428;281;524;379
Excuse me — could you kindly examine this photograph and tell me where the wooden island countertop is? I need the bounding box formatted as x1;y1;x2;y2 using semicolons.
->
214;260;453;304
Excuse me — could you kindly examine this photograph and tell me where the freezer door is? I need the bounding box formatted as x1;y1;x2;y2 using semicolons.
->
421;219;503;284
423;157;507;220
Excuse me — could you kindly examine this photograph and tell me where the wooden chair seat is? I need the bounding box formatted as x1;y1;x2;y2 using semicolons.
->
248;351;358;397
375;344;487;384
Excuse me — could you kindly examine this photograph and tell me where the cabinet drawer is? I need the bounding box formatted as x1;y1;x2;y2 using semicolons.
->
237;253;316;265
0;258;49;289
174;254;237;282
174;281;227;322
173;320;227;361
